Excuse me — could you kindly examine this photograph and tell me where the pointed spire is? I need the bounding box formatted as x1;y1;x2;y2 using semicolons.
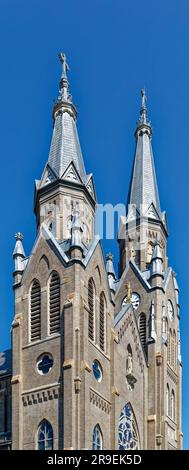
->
127;90;161;217
106;253;116;293
148;300;157;342
151;241;163;279
13;233;26;285
13;232;25;260
39;53;87;187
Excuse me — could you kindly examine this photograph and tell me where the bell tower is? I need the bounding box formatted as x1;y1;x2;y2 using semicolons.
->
34;53;96;245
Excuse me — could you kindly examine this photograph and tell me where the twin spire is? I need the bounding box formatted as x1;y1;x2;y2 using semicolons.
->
127;89;161;219
39;54;162;224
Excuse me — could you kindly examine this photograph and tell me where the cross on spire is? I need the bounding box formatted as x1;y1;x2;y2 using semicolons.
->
141;88;147;110
59;52;69;78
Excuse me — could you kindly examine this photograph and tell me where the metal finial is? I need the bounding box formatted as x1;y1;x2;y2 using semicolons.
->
15;232;24;241
141;88;147;109
59;52;69;78
57;52;71;103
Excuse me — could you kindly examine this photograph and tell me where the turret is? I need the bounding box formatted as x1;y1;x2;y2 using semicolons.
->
13;232;26;287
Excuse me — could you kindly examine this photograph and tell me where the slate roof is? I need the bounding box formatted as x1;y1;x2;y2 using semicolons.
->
127;91;161;216
0;349;12;376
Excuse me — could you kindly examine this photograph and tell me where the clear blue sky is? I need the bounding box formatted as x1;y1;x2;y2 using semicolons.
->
0;0;188;449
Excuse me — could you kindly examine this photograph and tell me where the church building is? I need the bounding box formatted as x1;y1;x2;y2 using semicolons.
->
0;54;182;450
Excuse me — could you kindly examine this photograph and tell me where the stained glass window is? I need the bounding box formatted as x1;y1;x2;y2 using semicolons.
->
118;403;139;450
37;354;53;375
92;425;103;450
92;360;102;382
37;420;53;450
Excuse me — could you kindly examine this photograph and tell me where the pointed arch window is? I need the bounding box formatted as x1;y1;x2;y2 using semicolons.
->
99;292;106;351
171;390;175;421
168;329;172;365
30;279;41;341
118;403;139;450
92;424;103;450
166;384;170;416
173;330;176;369
139;313;146;352
88;278;95;341
37;420;53;450
49;271;61;335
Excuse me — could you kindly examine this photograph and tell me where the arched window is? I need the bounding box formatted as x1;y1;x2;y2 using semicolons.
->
118;403;139;450
37;419;53;450
49;271;61;335
139;313;146;352
170;330;174;368
168;329;172;365
92;424;103;450
166;384;170;416
88;278;95;341
30;279;41;341
171;390;175;421
99;292;106;351
173;330;176;369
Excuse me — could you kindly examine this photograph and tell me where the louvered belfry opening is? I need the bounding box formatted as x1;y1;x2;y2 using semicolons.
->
100;292;105;351
139;313;146;352
88;278;95;341
30;279;41;341
49;272;60;334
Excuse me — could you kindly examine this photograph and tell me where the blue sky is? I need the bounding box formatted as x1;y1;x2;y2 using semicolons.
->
0;0;188;449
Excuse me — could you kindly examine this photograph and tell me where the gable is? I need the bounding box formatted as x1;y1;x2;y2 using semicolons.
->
62;161;83;184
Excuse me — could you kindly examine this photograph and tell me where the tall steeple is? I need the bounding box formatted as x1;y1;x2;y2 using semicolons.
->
40;53;86;184
119;90;168;275
34;54;96;243
127;89;161;218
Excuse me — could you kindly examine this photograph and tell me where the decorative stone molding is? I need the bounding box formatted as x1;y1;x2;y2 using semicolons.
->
90;387;111;414
156;434;163;445
111;328;119;343
156;352;163;366
147;414;156;422
11;375;21;384
81;361;91;373
74;377;81;393
22;387;59;406
63;359;74;369
117;311;144;373
112;386;120;397
167;365;178;384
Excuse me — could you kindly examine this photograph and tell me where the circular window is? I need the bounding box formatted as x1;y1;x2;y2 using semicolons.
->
37;354;54;375
92;360;103;382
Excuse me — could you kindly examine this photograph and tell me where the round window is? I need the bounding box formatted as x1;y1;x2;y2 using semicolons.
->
92;360;103;382
37;354;54;375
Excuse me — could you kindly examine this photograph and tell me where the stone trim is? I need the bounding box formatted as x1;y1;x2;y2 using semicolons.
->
11;375;21;384
63;359;74;369
81;361;91;373
147;414;156;422
167;365;178;384
88;338;110;361
22;333;61;349
22;385;60;406
90;387;111;414
117;311;144;373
